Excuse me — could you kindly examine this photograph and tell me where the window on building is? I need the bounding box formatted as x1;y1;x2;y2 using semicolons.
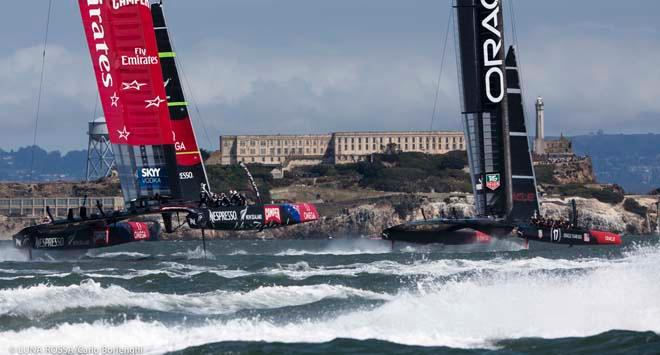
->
412;144;416;150
453;137;456;143
405;137;408;143
445;144;450;150
358;145;362;150
358;137;362;144
397;137;401;143
270;148;275;155
298;148;303;154
351;138;355;143
344;145;348;151
277;148;281;155
251;157;255;162
260;149;266;155
240;149;246;154
306;148;310;154
405;144;408;150
372;144;376;150
432;143;436;150
453;144;457;150
284;148;289;154
351;144;355;150
460;144;463;150
313;148;317;154
240;141;246;147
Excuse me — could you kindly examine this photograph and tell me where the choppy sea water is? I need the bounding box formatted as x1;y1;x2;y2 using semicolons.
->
1;236;660;354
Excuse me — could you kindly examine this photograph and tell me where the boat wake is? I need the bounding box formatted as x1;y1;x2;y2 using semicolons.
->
0;280;390;319
1;244;659;352
275;239;392;256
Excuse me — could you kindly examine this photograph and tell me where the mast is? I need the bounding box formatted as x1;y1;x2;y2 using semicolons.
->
454;0;510;218
151;1;210;202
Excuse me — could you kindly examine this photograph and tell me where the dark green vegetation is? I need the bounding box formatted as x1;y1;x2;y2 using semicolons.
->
289;151;471;193
623;198;649;217
205;151;472;201
0;146;86;182
534;164;556;184
551;184;625;205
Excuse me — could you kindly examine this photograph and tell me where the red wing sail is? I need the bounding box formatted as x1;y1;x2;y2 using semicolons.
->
79;0;180;203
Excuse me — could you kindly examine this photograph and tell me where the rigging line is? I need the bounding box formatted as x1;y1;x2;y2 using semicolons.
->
508;0;534;145
28;0;54;183
166;26;214;151
429;9;454;132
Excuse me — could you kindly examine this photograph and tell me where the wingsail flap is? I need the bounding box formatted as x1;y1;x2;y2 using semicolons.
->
505;46;540;221
79;0;180;203
151;2;209;202
454;0;511;218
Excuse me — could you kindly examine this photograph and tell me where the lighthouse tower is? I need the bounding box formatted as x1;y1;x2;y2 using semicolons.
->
534;96;546;155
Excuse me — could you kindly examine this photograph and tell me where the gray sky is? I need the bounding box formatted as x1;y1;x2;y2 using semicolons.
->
1;0;658;152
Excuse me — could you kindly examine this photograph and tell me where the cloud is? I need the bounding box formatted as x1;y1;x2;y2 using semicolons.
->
179;38;463;142
0;44;97;151
521;24;660;134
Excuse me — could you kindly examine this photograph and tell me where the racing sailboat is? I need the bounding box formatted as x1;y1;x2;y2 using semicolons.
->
381;0;620;246
13;0;319;253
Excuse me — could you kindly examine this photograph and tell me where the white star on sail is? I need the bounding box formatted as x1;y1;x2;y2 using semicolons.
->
110;92;119;107
117;126;130;140
121;80;147;91
145;96;166;108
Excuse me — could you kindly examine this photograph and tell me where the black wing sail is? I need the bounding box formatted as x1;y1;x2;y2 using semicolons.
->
505;46;540;221
151;2;210;203
454;0;511;218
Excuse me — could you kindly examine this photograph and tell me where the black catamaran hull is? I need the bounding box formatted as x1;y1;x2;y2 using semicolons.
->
13;220;160;252
182;203;320;231
382;219;621;246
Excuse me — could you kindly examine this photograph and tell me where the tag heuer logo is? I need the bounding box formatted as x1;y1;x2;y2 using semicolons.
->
486;173;501;191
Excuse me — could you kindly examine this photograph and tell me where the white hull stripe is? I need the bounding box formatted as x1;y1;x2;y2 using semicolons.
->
507;88;522;94
510;132;527;136
506;66;518;70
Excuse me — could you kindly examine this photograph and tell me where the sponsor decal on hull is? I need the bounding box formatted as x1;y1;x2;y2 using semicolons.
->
210;210;238;222
265;206;282;224
296;203;319;222
35;237;65;249
240;208;263;222
128;222;150;241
